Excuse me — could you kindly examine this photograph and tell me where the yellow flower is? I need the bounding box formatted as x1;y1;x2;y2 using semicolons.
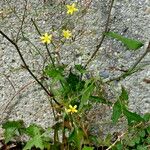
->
40;33;52;44
66;105;78;114
66;3;78;15
62;29;72;39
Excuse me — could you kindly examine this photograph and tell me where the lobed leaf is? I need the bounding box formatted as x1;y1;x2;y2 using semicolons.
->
23;135;44;150
2;120;24;143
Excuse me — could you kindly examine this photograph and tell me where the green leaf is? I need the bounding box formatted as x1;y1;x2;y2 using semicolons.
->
146;126;150;134
66;72;82;92
145;137;150;144
90;95;112;105
104;32;144;50
25;124;44;137
23;124;49;150
23;135;44;150
119;86;128;104
65;71;85;97
137;145;148;150
116;141;123;150
143;113;150;122
112;100;122;124
68;127;84;150
82;146;94;150
133;136;141;144
79;80;95;110
127;139;136;147
75;64;86;74
2;120;24;143
138;130;146;138
123;108;144;125
44;64;65;81
104;133;112;146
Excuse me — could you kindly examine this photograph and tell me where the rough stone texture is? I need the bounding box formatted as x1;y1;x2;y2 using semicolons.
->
0;0;150;136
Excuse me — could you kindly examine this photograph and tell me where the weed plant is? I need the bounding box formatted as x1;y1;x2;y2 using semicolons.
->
0;0;150;149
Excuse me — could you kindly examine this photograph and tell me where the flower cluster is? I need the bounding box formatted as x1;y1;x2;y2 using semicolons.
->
40;29;72;44
40;3;78;44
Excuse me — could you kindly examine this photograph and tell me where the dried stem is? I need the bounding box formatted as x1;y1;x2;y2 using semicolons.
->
84;0;114;68
3;73;16;92
1;80;35;123
15;0;28;42
106;122;143;150
106;132;125;150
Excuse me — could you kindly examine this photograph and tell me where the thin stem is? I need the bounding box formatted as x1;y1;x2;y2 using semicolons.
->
1;80;35;123
31;18;55;66
31;18;42;36
15;0;27;42
84;0;114;68
128;43;150;72
0;30;61;106
31;19;66;89
105;42;150;83
45;43;55;67
3;73;16;92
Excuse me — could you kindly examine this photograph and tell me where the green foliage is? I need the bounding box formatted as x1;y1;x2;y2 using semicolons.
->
1;1;148;150
112;100;122;124
119;86;128;103
2;121;52;150
79;79;95;110
123;108;144;125
23;135;44;150
143;113;150;122
75;64;86;74
68;127;84;150
44;64;65;82
2;74;149;150
2;120;25;143
122;124;150;150
89;95;112;105
115;142;123;150
82;146;94;150
66;71;84;92
112;86;144;125
23;124;52;150
112;86;129;124
104;31;144;50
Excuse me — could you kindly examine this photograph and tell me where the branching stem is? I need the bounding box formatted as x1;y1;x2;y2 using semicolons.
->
105;42;150;83
0;30;61;106
84;0;114;68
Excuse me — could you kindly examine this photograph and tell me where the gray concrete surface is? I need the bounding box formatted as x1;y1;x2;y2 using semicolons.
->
0;0;150;135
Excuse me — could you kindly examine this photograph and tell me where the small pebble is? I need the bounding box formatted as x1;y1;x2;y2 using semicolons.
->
99;70;110;78
145;7;150;14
